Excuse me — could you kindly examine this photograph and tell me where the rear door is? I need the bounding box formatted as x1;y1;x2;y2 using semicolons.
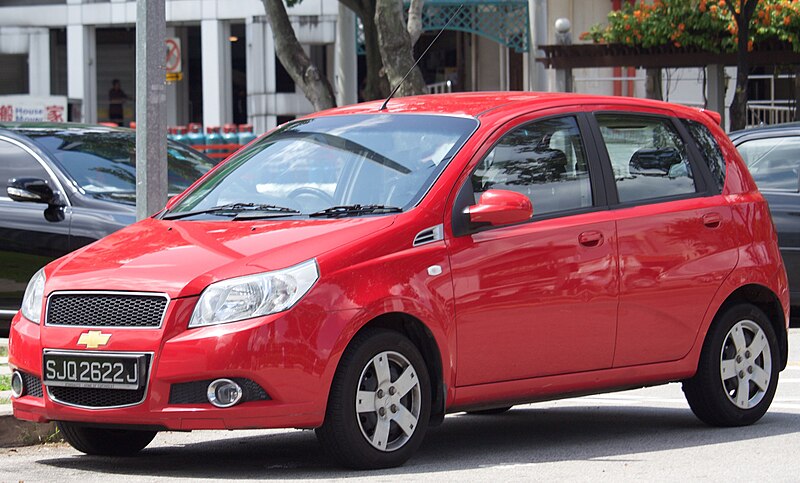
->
448;109;619;386
588;110;739;367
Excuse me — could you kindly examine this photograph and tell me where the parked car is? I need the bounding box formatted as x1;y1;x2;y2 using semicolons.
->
0;123;215;336
8;94;788;469
730;124;800;308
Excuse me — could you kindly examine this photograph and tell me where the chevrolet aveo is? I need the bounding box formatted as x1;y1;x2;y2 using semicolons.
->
8;93;789;469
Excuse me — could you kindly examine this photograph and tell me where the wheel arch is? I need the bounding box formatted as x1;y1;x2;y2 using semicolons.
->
715;284;788;370
343;312;448;426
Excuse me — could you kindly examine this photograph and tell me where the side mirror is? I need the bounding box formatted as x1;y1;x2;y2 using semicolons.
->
7;178;57;205
466;189;533;227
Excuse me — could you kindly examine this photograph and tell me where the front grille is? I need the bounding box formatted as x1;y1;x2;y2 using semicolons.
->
169;378;270;405
20;372;43;398
49;386;147;408
46;292;168;328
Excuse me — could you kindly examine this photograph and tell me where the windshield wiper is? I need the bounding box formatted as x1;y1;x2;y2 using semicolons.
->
308;204;402;218
162;202;299;220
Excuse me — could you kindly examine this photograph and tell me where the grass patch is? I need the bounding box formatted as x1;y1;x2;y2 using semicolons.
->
0;345;7;358
0;374;10;392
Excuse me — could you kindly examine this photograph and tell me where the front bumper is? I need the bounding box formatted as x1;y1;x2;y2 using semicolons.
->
9;298;354;431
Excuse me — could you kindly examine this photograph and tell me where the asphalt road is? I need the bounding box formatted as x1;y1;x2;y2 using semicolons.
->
3;331;800;481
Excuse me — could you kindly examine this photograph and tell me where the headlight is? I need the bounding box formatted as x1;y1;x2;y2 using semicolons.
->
189;259;319;328
21;268;46;323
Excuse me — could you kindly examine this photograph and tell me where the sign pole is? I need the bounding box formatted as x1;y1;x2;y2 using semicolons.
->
135;0;167;221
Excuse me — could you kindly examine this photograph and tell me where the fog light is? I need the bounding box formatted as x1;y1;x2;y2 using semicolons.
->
207;379;242;408
11;371;24;398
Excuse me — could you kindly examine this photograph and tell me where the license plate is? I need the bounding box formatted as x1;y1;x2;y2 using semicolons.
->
43;352;146;390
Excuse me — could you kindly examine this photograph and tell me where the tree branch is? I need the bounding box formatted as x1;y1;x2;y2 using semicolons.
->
262;0;336;111
407;0;425;47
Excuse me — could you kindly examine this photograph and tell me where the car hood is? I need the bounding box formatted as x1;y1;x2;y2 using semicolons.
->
45;216;396;298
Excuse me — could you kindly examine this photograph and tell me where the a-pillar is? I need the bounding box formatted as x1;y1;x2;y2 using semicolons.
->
28;28;50;96
67;24;96;123
246;16;276;133
334;4;357;107
706;64;726;129
201;19;232;129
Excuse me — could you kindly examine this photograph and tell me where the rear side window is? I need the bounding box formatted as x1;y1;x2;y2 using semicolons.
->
471;116;593;217
737;136;800;192
685;119;726;191
596;114;696;204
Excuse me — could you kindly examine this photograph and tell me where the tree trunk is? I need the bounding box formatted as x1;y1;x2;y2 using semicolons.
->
407;0;425;47
262;0;336;111
340;0;389;101
728;1;758;131
375;0;427;98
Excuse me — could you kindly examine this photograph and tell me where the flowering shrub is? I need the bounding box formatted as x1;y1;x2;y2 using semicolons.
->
583;0;800;52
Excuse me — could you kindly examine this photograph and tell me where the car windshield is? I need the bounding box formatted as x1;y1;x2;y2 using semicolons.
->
26;130;214;203
167;114;478;217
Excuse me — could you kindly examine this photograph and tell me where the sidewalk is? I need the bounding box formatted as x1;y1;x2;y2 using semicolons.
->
0;338;59;447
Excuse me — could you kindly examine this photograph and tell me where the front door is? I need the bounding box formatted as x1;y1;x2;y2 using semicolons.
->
449;114;618;387
0;137;71;314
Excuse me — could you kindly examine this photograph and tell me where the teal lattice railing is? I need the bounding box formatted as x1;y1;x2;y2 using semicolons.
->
357;1;530;54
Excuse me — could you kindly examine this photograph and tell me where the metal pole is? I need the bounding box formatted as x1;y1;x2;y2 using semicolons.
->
135;0;167;221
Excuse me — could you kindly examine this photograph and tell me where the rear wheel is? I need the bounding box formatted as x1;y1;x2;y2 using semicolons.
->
683;303;780;426
57;421;156;456
316;329;431;469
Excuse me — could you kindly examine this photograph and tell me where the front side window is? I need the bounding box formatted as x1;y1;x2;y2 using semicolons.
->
471;116;593;217
596;114;696;204
169;114;478;217
0;139;53;192
737;136;800;192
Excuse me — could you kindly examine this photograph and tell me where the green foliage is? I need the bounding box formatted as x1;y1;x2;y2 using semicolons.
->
0;375;10;392
583;0;800;53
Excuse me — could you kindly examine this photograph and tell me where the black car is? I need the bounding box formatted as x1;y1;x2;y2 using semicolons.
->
730;123;800;307
0;123;215;335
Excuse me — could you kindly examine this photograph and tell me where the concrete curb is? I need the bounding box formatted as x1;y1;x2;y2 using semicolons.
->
0;406;59;448
0;338;60;447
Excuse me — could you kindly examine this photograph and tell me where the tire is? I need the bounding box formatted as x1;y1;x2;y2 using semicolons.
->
682;303;780;427
57;421;157;456
466;406;513;415
316;329;431;470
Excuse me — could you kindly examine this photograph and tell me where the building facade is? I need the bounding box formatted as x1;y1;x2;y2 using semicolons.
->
0;0;751;134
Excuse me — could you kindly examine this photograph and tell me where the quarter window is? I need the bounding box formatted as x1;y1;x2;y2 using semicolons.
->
685;119;726;192
596;114;697;204
737;136;800;192
471;116;593;217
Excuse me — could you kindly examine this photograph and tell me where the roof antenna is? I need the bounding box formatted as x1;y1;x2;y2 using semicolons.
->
379;3;464;111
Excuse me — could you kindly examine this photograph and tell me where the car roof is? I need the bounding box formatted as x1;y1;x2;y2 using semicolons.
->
0;122;133;137
314;91;705;119
729;122;800;141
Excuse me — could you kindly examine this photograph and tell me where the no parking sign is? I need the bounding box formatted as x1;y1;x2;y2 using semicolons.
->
166;37;182;82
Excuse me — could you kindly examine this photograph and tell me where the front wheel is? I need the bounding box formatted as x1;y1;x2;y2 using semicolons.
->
57;421;157;456
683;303;780;427
316;329;431;469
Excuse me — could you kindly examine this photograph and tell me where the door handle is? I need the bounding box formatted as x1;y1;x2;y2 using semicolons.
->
703;212;722;228
578;231;603;247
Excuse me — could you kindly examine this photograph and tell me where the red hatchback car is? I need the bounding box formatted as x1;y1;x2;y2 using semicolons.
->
8;93;789;469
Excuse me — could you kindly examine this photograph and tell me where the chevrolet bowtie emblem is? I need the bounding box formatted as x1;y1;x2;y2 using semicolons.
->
77;330;112;349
